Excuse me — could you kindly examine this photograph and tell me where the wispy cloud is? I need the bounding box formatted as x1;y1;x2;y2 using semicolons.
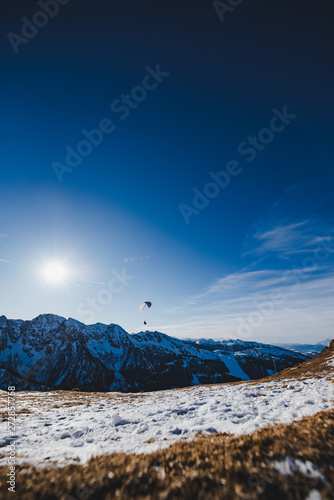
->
243;220;310;256
159;205;334;343
241;185;334;262
242;218;334;259
159;271;334;342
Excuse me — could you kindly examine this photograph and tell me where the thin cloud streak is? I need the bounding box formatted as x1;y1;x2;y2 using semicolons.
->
160;214;334;343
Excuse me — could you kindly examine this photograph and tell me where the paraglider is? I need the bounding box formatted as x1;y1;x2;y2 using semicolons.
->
140;301;152;326
139;301;152;311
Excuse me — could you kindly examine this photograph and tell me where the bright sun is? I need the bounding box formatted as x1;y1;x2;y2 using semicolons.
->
42;262;68;284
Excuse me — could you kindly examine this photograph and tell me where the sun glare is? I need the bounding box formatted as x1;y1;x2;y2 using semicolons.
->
42;261;68;284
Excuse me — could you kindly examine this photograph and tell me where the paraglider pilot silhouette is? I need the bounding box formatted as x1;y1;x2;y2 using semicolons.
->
140;301;151;326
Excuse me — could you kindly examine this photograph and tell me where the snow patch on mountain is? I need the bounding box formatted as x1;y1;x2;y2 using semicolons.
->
215;353;250;380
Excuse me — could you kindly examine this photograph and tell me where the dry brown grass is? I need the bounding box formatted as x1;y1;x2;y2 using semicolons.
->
0;409;333;500
0;390;148;418
0;341;332;499
0;408;32;422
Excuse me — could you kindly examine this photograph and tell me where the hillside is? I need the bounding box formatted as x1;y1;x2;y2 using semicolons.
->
267;339;334;382
0;339;333;499
2;410;332;500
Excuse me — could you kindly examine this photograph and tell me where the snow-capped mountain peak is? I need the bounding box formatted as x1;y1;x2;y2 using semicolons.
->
0;314;312;392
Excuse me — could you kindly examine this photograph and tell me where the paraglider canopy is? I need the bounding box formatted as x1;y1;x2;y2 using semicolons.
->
140;301;152;311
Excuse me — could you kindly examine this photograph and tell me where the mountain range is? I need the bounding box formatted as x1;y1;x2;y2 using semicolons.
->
0;314;316;392
273;339;331;357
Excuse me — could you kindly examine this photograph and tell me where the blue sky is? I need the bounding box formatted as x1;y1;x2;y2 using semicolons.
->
0;0;333;343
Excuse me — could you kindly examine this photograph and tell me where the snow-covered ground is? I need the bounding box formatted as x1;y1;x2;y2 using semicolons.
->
0;376;333;467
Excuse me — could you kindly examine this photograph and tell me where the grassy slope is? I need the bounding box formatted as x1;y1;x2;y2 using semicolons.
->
0;341;333;500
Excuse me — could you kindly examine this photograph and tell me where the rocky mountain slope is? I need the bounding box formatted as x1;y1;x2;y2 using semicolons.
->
0;314;309;392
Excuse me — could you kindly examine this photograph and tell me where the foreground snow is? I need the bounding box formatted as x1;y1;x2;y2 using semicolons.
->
0;377;333;467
